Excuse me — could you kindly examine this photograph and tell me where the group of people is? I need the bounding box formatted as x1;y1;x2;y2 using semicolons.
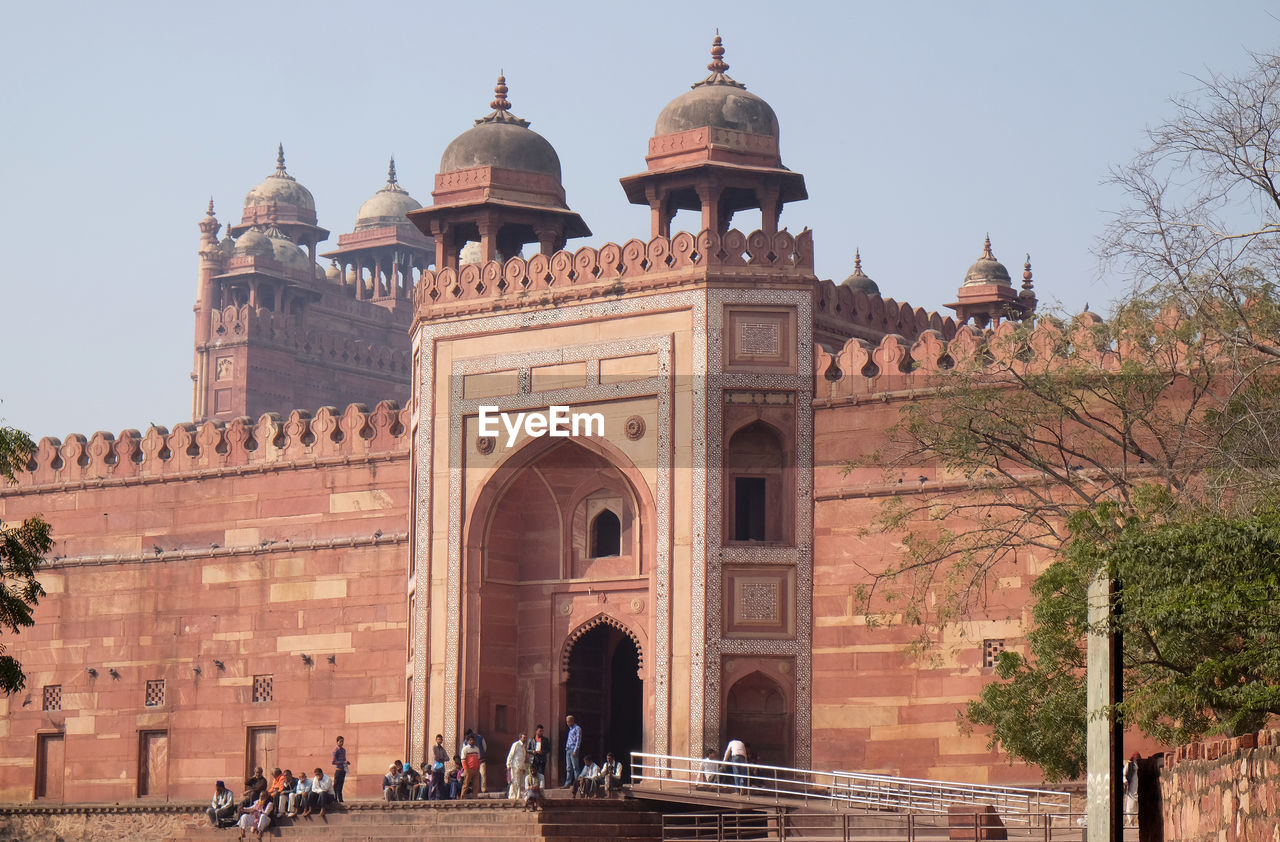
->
205;736;351;835
507;718;624;803
695;738;758;792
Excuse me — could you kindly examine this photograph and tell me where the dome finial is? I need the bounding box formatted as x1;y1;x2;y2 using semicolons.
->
388;156;398;186
207;197;215;217
1022;253;1035;292
693;32;745;89
982;233;994;260
475;72;530;127
854;248;863;274
276;143;286;174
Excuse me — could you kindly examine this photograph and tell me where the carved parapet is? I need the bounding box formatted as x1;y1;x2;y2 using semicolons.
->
813;278;959;343
815;311;1128;400
413;228;815;321
208;306;411;377
10;401;411;489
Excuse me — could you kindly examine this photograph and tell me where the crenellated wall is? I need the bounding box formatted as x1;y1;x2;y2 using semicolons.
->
413;227;816;320
812;280;961;346
0;402;413;802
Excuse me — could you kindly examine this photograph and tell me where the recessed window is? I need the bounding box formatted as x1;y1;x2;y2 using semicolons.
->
252;674;273;703
145;679;165;707
983;639;1006;669
42;685;61;711
734;477;767;541
590;509;621;557
494;704;509;733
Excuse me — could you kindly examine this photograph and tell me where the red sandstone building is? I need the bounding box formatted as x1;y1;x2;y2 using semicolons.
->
0;39;1047;802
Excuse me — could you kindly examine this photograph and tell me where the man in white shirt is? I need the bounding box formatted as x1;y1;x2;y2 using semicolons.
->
206;780;235;826
287;773;310;817
506;732;528;800
302;767;335;817
723;738;748;791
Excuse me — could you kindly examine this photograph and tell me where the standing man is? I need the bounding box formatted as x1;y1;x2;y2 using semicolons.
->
563;715;582;789
460;735;482;798
526;724;548;787
331;735;350;803
506;732;528;800
723;737;748;792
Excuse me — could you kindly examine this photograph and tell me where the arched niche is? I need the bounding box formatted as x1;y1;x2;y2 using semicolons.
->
724;420;792;544
723;670;792;767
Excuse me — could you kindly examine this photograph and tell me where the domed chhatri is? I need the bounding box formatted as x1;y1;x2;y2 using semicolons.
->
409;74;590;270
355;158;423;231
244;144;316;213
232;226;274;259
438;75;562;179
621;34;807;239
842;249;880;295
654;34;779;139
963;235;1012;287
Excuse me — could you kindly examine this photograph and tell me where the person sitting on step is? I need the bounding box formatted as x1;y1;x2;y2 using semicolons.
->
575;755;601;798
601;753;624;797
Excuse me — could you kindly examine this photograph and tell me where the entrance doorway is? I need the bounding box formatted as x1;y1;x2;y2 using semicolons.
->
724;671;792;767
246;726;277;779
34;734;64;800
564;623;643;780
137;730;169;798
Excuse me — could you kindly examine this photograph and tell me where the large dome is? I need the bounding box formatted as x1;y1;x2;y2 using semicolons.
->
963;236;1012;287
355;158;422;230
655;35;778;138
656;85;778;137
439;76;562;179
244;144;315;211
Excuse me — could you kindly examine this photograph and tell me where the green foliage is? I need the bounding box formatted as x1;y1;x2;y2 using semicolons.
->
0;421;50;694
966;507;1280;776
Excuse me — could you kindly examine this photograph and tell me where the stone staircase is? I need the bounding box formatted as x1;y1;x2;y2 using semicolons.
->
169;795;665;842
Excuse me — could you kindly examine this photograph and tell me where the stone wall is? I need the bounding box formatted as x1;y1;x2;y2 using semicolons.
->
0;403;412;802
1162;728;1280;842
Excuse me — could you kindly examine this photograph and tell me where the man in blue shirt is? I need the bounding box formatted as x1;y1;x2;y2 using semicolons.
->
563;715;582;789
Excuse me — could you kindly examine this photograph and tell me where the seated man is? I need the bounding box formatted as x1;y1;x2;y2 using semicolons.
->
302;767;335;817
523;769;544;812
575;755;601;798
241;766;267;808
265;768;285;812
206;780;236;827
287;772;311;817
601;753;624;797
236;791;274;841
382;762;404;801
275;770;297;817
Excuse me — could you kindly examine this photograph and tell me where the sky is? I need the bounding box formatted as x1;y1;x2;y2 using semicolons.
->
0;1;1273;438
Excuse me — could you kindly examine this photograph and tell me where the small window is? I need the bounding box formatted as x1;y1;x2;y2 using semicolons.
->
145;679;165;707
42;685;61;711
590;509;621;557
253;675;273;703
494;704;509;733
734;477;767;541
983;639;1006;669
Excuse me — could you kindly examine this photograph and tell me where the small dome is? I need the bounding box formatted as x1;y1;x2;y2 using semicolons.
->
325;261;342;282
439;76;562;180
355;158;423;230
263;227;310;271
244;144;316;212
233;227;274;259
964;236;1012;287
655;35;779;138
842;250;879;295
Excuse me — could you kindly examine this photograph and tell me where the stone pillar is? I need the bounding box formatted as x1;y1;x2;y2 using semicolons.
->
1087;573;1122;842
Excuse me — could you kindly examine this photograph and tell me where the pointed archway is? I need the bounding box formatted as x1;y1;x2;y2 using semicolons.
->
563;620;643;780
724;671;792;767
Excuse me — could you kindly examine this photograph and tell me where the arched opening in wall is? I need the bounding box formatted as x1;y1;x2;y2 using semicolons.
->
726;422;788;544
724;671;791;768
564;623;642;781
669;207;703;237
590;509;621;558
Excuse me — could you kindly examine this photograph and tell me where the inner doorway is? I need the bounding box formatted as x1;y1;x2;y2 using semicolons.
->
137;730;169;799
724;671;792;767
564;623;643;780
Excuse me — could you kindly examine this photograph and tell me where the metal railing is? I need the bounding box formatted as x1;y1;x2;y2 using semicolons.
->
631;752;1075;827
661;810;1090;842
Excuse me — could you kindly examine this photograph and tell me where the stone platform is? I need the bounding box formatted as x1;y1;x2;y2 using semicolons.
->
0;792;667;842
